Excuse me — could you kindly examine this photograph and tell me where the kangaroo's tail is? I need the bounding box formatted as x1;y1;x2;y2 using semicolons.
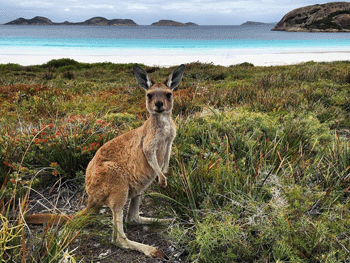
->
24;213;73;225
24;207;89;225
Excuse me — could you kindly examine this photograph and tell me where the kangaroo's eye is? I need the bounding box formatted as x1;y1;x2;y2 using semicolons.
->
166;93;172;99
147;93;153;99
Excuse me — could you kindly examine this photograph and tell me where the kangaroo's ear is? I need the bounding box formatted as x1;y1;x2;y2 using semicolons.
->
165;64;185;90
133;65;154;90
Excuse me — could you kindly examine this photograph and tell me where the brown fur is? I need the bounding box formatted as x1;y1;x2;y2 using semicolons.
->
25;64;185;258
24;213;72;225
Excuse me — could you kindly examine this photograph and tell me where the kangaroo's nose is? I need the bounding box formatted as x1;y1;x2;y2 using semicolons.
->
155;101;163;108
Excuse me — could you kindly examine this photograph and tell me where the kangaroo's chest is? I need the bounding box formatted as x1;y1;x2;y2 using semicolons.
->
154;116;176;140
153;118;176;163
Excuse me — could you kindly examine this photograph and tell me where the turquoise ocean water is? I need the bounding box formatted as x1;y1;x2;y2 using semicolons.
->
1;24;350;50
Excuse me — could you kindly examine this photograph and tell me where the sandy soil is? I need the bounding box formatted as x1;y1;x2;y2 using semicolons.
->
25;180;186;263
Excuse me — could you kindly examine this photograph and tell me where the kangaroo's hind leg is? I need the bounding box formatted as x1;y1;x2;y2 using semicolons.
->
109;194;165;258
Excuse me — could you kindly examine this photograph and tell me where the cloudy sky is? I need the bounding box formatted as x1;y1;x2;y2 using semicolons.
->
0;0;334;25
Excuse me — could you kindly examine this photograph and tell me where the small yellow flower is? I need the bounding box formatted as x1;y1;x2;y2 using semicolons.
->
33;95;40;102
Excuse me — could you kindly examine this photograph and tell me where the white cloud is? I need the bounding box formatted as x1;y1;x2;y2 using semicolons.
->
61;4;115;11
220;9;232;14
158;1;260;13
126;3;149;11
20;1;54;7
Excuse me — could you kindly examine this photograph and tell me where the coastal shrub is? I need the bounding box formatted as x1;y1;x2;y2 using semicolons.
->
23;65;41;72
42;58;80;69
42;66;56;80
282;112;333;152
0;114;125;184
172;87;203;116
28;116;120;178
161;106;349;262
193;213;251;262
0;130;17;184
232;62;255;68
61;70;75;79
169;109;336;206
82;67;107;79
166;109;279;213
144;66;160;74
188;67;228;81
58;65;77;73
0;63;24;72
104;112;136;127
109;62;135;73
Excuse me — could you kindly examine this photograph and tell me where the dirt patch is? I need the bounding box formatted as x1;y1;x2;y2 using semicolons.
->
24;181;186;262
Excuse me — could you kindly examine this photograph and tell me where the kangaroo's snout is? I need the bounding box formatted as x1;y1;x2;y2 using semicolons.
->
155;101;164;109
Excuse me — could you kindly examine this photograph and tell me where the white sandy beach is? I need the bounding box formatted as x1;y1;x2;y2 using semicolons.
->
1;46;350;67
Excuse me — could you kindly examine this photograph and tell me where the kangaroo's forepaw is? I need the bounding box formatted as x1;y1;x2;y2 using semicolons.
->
158;178;167;188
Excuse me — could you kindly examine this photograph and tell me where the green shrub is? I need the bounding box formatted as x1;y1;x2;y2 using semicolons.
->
42;58;80;69
0;63;24;72
61;70;75;80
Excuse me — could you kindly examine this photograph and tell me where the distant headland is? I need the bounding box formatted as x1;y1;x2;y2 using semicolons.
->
5;16;138;26
241;21;268;26
273;2;350;32
4;16;199;26
151;20;198;26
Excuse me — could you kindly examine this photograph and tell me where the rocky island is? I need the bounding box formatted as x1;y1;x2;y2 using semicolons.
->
241;21;267;26
5;16;55;25
151;20;198;26
5;16;138;26
75;17;137;26
272;2;350;32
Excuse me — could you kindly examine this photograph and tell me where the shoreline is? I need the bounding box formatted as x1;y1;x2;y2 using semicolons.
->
1;46;350;67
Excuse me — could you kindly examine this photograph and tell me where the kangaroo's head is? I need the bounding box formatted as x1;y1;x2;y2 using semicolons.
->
133;64;185;115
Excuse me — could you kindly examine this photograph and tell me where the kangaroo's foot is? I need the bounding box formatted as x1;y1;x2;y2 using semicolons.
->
115;236;167;259
127;215;174;226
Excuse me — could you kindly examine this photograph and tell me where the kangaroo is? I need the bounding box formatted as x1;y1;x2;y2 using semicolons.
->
25;64;185;258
